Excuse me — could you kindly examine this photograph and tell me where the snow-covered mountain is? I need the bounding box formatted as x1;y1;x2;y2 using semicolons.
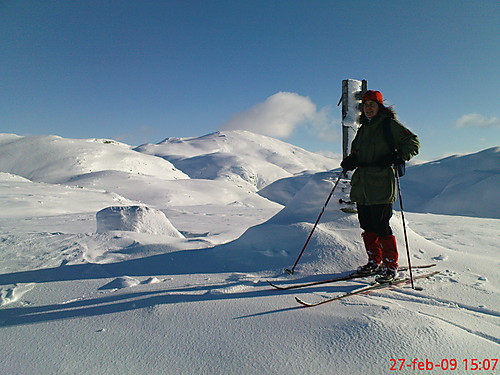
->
0;134;189;184
135;130;339;190
0;131;498;375
3;131;497;218
402;147;500;218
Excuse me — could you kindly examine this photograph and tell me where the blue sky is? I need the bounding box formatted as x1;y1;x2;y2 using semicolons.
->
1;0;499;161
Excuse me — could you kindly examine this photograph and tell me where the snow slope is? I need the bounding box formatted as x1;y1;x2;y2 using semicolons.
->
401;147;500;219
135;130;339;190
0;132;498;375
0;134;189;184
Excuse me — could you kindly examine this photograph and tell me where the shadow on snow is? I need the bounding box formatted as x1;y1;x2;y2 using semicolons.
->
0;278;357;327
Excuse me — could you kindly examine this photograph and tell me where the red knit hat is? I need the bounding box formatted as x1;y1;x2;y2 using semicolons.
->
362;90;384;104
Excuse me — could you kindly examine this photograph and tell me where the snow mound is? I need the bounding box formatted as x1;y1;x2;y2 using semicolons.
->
96;206;184;237
217;171;449;274
402;147;500;218
135;130;338;190
216;173;366;273
0;283;36;306
99;276;140;290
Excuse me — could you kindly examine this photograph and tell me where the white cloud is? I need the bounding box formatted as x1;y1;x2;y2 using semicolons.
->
306;106;340;142
220;92;337;139
455;113;500;128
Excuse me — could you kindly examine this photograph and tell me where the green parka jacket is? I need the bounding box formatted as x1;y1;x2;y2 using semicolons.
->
349;114;420;205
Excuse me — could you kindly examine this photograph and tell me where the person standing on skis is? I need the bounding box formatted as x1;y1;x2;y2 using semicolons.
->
340;90;420;282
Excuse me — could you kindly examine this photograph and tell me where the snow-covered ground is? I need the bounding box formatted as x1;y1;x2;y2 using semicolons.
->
0;131;498;375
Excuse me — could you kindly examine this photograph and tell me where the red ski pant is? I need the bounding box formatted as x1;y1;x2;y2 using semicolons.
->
362;232;398;270
358;204;398;269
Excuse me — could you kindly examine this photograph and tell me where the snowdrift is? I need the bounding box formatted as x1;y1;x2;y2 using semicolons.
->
96;206;184;237
215;172;448;276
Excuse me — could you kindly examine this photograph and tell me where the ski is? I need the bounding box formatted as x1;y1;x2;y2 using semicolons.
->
295;270;440;307
267;264;436;290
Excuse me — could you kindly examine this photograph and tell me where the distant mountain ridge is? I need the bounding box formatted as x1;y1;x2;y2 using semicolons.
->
0;134;188;184
135;130;339;190
0;132;497;218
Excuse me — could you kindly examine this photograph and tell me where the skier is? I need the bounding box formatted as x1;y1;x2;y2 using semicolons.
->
341;90;420;282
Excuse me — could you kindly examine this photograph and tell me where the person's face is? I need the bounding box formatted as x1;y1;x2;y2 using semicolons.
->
363;100;379;119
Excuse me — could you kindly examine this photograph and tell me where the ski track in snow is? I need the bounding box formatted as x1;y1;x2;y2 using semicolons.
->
417;311;500;346
360;288;500;346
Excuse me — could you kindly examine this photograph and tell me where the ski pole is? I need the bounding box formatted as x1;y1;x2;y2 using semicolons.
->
394;169;415;289
285;170;345;275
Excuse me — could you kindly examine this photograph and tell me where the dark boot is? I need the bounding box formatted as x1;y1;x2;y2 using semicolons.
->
375;268;398;283
356;261;381;275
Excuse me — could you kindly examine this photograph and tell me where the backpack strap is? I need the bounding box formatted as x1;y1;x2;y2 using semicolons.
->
382;117;396;153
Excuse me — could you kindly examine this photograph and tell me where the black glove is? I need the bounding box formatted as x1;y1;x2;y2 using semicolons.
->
341;154;359;171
